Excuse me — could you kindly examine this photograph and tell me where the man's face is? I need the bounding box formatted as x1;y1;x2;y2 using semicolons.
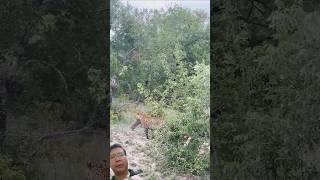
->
110;147;128;175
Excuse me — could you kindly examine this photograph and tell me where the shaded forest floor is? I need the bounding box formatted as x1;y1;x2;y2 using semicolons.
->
4;111;107;180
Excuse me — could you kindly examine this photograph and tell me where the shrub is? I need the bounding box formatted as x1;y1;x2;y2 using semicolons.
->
0;155;26;180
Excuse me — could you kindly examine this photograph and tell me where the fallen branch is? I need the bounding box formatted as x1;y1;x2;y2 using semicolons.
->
34;126;95;146
28;127;99;160
27;104;101;159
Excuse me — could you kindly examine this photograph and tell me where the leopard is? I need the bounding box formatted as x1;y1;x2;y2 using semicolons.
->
130;112;164;139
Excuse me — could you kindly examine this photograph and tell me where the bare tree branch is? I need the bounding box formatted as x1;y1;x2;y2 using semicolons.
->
238;16;269;29
251;0;266;16
26;103;100;160
247;0;255;20
24;59;70;96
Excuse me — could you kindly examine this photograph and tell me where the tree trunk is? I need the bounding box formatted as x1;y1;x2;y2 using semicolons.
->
0;79;7;151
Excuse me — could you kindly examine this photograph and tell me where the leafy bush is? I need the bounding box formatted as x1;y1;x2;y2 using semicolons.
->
212;0;320;179
110;109;121;124
0;155;25;180
145;62;210;175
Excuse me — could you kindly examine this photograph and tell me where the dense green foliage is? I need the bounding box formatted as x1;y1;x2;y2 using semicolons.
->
0;155;25;180
0;0;107;179
212;0;320;179
111;0;209;175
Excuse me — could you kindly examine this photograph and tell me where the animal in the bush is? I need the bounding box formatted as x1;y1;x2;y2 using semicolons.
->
130;112;164;139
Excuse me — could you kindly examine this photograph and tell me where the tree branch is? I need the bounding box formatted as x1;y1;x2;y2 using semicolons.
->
23;59;70;96
26;104;100;159
251;0;266;16
238;16;269;29
247;0;255;20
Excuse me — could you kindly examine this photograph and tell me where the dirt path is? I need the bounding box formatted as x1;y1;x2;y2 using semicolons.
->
110;124;163;179
110;123;209;180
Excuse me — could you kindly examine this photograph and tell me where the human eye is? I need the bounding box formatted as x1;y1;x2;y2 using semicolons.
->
117;152;125;157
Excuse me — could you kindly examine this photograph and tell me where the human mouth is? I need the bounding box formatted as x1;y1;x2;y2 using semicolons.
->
116;164;124;168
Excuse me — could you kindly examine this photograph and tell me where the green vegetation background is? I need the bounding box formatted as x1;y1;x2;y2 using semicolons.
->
110;0;210;176
211;0;320;179
1;0;320;179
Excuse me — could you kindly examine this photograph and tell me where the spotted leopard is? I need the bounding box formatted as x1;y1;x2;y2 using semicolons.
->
130;112;164;139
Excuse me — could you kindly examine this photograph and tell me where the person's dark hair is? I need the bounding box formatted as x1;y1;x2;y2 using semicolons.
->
110;143;126;155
